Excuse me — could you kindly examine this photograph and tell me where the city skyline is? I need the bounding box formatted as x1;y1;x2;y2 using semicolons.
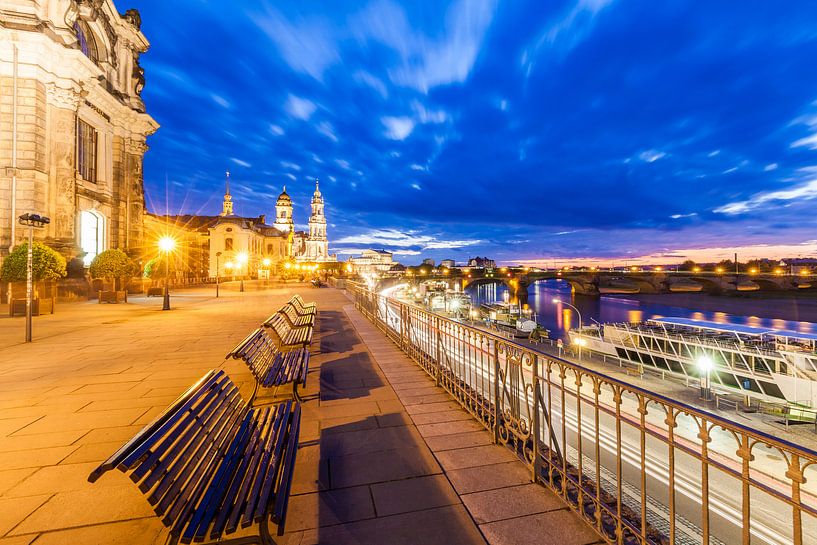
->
134;1;817;264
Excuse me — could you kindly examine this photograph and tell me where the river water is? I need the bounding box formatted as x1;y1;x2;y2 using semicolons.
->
466;279;817;340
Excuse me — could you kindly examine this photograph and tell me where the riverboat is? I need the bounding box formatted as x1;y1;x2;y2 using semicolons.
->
569;317;817;407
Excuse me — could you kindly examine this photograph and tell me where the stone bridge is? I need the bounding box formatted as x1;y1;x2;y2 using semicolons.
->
377;269;816;304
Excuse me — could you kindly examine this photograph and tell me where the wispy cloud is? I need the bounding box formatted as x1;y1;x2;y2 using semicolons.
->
255;7;339;80
335;229;481;251
351;0;497;92
638;149;666;163
382;116;415;140
211;94;230;108
715;176;817;214
269;124;285;136
317;121;339;142
285;94;317;120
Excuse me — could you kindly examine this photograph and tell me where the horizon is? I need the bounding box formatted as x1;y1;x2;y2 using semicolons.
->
133;1;817;266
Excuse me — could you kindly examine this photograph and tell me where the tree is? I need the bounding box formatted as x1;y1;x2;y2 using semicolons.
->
89;249;137;289
143;257;170;279
679;260;698;271
0;242;67;283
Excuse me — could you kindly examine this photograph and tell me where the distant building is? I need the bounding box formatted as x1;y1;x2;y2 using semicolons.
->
145;176;334;278
440;259;455;268
0;1;157;266
348;249;394;275
468;256;496;268
422;258;435;266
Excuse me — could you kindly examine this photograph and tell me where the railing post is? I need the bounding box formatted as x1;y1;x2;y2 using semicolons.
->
531;353;540;483
493;340;500;444
435;316;442;387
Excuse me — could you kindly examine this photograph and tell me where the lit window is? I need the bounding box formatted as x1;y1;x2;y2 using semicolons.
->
73;21;99;64
225;238;233;251
80;210;105;266
76;118;97;182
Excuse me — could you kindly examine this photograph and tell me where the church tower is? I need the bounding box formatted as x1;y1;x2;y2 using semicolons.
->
305;179;329;260
273;186;294;232
220;171;234;216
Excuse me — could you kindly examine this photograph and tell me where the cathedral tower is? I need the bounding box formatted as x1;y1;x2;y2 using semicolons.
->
273;186;294;232
220;171;234;216
305;179;329;260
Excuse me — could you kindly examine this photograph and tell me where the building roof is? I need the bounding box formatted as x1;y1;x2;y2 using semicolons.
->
276;187;292;204
146;213;288;237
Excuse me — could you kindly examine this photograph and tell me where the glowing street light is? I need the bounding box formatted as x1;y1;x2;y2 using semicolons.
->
262;257;271;267
574;336;587;361
236;252;248;292
697;355;714;400
158;236;176;311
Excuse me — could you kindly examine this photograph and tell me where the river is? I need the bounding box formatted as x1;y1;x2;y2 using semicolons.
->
465;279;817;340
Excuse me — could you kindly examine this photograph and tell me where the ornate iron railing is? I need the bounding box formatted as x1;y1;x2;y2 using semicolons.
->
349;283;817;545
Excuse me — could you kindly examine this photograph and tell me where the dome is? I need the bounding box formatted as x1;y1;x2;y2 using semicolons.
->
276;186;292;205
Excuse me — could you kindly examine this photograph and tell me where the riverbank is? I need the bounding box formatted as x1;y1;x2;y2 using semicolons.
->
612;291;817;324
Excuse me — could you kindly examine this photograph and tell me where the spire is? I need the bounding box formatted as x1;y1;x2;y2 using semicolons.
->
221;170;234;216
283;184;286;193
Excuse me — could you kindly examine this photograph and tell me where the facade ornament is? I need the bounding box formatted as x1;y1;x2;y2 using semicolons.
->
44;82;81;109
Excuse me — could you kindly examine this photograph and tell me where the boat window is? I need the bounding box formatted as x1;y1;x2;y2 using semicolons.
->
758;381;786;400
717;372;739;389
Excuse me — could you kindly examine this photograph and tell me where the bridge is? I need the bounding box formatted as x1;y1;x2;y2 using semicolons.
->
378;268;816;303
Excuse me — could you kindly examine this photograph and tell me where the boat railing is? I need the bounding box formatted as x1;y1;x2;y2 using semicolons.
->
605;322;783;358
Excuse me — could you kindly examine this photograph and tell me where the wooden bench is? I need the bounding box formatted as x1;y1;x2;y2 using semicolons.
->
289;295;316;316
263;313;313;349
227;328;310;401
279;303;315;328
147;287;164;297
88;370;300;545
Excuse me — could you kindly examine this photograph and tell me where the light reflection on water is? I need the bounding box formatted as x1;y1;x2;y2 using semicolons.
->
465;279;817;340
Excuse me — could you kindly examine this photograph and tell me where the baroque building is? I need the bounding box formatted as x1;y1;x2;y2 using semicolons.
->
0;0;158;267
144;176;335;280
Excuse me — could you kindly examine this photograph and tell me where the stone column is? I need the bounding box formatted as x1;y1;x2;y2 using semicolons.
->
123;138;147;255
45;83;80;256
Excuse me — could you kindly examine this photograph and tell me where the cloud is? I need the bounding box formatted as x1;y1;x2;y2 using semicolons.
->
670;213;697;219
230;158;251;168
335;229;481;251
382;116;415;140
638;149;666;163
353;71;388;98
351;0;497;92
285;95;317;120
255;7;339;80
281;161;301;171
269;124;285;136
411;183;421;190
715;177;817;214
317;121;339;142
764;163;779;171
211;94;230;108
522;0;615;74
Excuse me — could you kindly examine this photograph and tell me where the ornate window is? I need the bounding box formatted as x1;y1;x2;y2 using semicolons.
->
225;238;233;251
80;210;105;266
73;20;99;64
76;118;97;182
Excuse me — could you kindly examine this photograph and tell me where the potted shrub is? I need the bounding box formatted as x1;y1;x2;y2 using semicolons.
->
1;241;66;315
143;257;167;296
89;249;137;303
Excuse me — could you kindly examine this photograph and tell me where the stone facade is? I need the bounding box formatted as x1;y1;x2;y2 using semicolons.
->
0;0;158;266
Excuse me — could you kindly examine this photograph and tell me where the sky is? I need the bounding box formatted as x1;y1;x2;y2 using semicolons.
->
133;0;817;265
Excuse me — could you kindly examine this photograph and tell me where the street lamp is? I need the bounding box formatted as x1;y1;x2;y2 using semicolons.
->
574;336;587;361
236;252;248;292
158;236;176;310
552;298;583;330
697;354;713;401
18;213;50;342
215;251;222;298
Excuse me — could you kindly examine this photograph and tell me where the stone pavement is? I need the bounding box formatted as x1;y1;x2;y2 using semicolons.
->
0;285;601;545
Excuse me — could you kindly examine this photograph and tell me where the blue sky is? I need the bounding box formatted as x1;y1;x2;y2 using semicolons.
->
134;0;817;265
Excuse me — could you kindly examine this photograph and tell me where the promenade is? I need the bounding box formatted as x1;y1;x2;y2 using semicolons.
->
0;285;600;545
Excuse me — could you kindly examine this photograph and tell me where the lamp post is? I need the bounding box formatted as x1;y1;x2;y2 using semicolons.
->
552;298;583;329
158;236;176;310
18;213;50;342
215;251;222;298
698;355;713;401
236;252;248;292
262;257;271;284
